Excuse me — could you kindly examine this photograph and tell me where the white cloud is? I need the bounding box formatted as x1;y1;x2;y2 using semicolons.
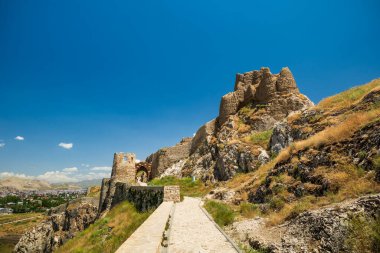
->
15;136;24;141
0;170;109;184
0;172;34;179
91;166;112;171
136;159;141;163
58;142;73;150
63;167;78;173
0;143;5;148
81;163;90;167
36;171;77;183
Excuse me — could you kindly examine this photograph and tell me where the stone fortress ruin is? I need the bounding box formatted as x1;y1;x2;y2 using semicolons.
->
98;152;179;214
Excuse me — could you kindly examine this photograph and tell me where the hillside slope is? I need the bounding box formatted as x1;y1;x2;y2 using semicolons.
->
217;79;380;252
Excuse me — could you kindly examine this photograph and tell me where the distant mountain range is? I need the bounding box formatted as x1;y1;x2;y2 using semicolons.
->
0;177;102;191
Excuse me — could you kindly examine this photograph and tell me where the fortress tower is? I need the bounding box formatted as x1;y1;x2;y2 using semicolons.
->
111;152;136;184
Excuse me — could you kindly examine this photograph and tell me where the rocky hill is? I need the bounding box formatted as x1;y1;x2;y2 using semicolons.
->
146;67;380;252
0;177;101;193
147;67;313;181
0;177;53;191
13;67;379;253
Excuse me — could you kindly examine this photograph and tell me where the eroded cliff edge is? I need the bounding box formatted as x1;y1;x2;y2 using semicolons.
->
146;67;313;182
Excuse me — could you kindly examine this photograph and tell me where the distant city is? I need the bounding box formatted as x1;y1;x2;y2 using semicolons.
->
0;188;87;214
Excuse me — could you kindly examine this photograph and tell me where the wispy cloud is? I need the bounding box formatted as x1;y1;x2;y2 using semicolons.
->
81;163;90;167
0;168;109;184
63;167;78;173
0;172;33;179
0;143;5;148
15;136;24;141
58;142;73;150
91;166;112;171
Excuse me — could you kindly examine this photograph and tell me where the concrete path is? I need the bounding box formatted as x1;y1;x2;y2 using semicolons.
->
116;201;173;253
168;197;238;253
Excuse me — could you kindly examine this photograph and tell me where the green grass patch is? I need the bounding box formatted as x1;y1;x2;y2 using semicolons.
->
149;176;212;199
248;129;273;147
56;201;152;253
239;105;254;116
204;200;235;227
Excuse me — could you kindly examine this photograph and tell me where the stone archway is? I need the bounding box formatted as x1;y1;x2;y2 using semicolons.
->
135;162;152;183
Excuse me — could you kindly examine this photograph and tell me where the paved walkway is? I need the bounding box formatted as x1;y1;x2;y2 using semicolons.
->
116;201;173;253
168;197;238;253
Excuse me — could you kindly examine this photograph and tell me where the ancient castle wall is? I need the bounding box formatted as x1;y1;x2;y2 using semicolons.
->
108;183;180;212
111;152;136;184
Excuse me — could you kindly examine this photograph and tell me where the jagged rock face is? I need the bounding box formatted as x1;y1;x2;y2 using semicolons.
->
226;194;380;253
146;137;192;178
251;109;380;204
183;67;311;181
14;223;54;253
14;198;98;253
147;67;313;182
278;195;380;253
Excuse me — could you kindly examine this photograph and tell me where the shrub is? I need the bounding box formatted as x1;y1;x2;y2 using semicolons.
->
373;155;380;171
248;129;273;147
345;213;380;253
204;200;235;227
240;202;260;218
269;196;285;211
286;199;312;220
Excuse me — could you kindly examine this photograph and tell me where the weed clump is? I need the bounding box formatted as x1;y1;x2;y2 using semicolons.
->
204;200;235;227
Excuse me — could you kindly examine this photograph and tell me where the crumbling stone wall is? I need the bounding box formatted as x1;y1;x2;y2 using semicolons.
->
163;185;181;202
111;153;136;184
99;152;180;214
106;183;180;212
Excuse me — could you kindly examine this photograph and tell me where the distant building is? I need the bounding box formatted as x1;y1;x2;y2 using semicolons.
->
0;208;13;214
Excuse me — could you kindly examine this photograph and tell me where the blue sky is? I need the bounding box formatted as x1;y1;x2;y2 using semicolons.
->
0;0;379;182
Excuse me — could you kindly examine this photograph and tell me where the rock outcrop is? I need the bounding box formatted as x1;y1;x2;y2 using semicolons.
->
147;67;313;182
226;194;380;253
14;198;98;253
146;137;193;178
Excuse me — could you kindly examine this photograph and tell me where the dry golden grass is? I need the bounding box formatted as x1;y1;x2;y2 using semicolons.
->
301;126;313;134
287;112;302;123
275;108;380;163
86;186;101;198
237;123;251;133
264;166;380;226
226;160;277;195
318;79;380;110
